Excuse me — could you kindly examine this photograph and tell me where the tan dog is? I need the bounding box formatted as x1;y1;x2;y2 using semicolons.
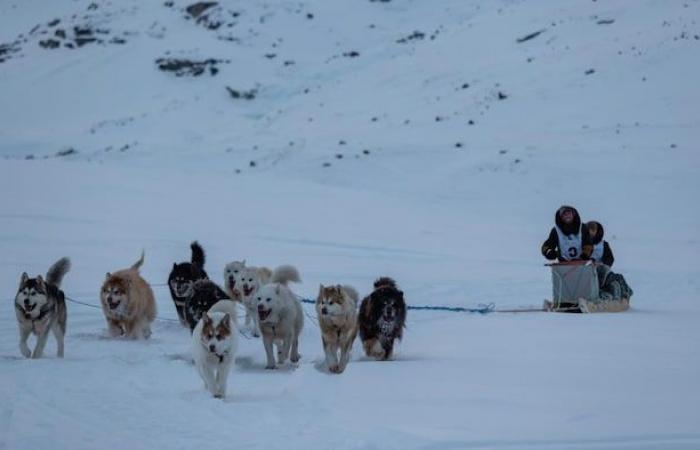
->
100;252;156;339
316;284;359;373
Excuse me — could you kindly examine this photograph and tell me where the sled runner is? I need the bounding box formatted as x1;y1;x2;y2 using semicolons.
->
544;261;630;313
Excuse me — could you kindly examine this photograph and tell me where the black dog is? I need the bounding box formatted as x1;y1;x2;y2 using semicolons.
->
184;279;230;332
358;277;407;360
168;241;208;325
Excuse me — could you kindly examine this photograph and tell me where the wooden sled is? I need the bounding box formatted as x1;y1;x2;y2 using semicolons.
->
545;261;630;313
543;298;630;313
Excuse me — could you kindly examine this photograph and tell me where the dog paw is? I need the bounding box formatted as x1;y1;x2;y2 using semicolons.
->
329;365;340;374
290;354;301;363
265;364;277;370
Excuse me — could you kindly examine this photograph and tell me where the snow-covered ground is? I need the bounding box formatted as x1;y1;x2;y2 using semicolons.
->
1;0;699;449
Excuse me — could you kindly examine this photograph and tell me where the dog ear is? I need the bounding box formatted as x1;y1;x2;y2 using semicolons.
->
317;284;324;300
220;313;231;331
173;263;177;270
19;272;29;288
105;272;111;279
202;311;211;323
36;275;45;287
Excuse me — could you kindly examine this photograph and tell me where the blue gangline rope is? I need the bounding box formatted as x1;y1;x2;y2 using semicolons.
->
296;298;495;313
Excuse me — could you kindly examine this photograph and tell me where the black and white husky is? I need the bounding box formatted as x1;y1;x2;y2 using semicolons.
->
168;242;208;325
14;258;71;358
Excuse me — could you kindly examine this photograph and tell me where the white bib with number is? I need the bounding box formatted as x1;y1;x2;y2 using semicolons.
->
591;241;605;262
555;226;582;260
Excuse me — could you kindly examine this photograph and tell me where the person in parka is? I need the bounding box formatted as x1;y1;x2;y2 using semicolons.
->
578;220;633;312
541;205;592;262
586;220;614;267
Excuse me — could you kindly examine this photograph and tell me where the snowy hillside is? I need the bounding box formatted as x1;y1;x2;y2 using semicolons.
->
1;0;699;449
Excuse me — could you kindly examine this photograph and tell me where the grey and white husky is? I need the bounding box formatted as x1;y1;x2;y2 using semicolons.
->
14;257;71;358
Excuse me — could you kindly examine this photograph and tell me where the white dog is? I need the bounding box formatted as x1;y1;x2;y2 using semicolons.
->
223;260;246;300
238;265;272;337
255;265;303;369
192;300;238;398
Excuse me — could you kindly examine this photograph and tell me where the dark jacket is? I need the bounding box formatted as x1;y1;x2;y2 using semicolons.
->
588;221;614;267
541;206;592;261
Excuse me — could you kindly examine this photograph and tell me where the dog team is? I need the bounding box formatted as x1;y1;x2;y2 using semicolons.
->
13;241;408;399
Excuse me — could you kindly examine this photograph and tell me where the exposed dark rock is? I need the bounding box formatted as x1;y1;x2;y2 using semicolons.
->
225;86;257;100
56;148;77;157
186;2;218;18
516;29;546;43
497;91;508;100
597;19;615;25
156;58;225;76
343;50;360;58
55;29;66;39
75;37;98;47
48;19;60;27
39;39;61;49
74;26;93;36
397;31;425;44
585;68;595;75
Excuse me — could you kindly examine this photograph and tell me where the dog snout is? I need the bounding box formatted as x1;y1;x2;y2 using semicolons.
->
257;304;265;312
321;307;328;315
23;298;31;307
228;276;235;287
209;344;216;352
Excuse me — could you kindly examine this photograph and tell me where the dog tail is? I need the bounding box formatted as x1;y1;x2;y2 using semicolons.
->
190;241;206;269
343;285;359;303
373;276;397;290
271;265;301;285
46;257;71;287
131;251;145;270
208;299;238;322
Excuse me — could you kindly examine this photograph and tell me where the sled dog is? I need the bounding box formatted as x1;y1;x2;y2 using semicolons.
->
100;252;156;339
255;265;303;369
15;257;71;358
316;284;358;373
192;300;238;398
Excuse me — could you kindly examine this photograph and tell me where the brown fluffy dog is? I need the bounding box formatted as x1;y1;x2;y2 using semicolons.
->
316;284;359;373
100;252;156;339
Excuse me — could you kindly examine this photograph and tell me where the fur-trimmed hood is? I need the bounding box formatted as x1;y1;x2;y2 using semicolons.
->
586;220;605;245
555;205;581;236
